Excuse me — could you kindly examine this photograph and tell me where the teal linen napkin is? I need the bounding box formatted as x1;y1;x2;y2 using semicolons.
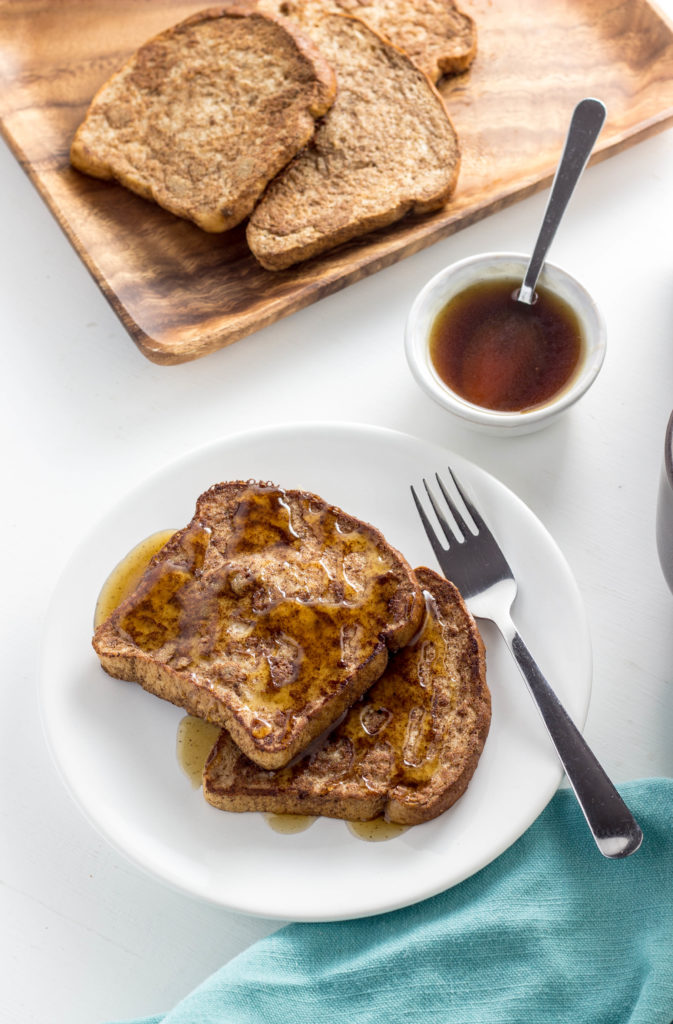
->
117;779;673;1024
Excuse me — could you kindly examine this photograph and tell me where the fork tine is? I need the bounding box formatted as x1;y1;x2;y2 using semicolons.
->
422;477;462;547
434;472;474;539
410;484;449;563
445;467;488;533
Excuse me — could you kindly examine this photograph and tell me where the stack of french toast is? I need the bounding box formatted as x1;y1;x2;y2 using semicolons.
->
70;1;475;269
93;480;491;825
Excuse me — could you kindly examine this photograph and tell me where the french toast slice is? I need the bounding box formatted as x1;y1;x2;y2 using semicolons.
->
246;12;460;270
70;7;336;232
258;0;476;82
93;482;424;769
203;566;490;824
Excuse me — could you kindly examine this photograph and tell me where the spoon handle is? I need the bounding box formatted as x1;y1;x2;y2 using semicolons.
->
518;97;606;304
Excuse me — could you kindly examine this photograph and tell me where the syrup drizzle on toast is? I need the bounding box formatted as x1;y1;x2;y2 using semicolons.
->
104;486;414;726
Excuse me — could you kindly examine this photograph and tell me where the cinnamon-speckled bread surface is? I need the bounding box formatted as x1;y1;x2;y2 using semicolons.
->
246;12;460;270
258;0;476;81
92;481;424;769
203;566;490;824
70;6;336;231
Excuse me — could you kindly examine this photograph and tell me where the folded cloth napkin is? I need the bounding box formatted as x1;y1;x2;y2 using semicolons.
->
117;778;673;1024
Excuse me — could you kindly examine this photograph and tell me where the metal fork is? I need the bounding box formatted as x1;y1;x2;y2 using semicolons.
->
411;468;643;859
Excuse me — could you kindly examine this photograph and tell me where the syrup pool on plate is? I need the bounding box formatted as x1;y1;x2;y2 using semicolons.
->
347;819;409;842
93;528;176;627
265;813;318;834
176;716;222;788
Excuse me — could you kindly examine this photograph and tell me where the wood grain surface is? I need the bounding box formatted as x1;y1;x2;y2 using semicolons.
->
1;0;673;364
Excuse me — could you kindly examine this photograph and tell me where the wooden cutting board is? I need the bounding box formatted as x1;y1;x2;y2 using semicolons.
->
1;0;673;364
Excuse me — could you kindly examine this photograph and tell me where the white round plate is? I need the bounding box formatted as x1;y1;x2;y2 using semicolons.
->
39;423;591;922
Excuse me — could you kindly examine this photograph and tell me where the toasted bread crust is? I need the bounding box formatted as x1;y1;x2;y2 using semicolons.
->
334;0;476;80
93;482;424;769
258;0;477;81
246;13;460;270
70;7;336;232
203;566;490;823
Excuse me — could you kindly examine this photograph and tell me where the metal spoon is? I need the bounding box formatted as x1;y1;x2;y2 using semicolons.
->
517;97;606;305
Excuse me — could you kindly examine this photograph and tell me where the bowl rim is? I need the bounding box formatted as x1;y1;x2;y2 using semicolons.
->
404;251;607;429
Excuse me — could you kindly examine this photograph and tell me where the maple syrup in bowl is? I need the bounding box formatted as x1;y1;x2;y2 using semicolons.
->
405;253;606;435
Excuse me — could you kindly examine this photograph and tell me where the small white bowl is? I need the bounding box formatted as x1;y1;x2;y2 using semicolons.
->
405;252;607;435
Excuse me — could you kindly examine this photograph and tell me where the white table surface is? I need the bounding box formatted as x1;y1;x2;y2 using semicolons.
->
3;14;673;1020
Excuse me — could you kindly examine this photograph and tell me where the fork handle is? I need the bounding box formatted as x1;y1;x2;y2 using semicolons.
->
498;617;643;858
